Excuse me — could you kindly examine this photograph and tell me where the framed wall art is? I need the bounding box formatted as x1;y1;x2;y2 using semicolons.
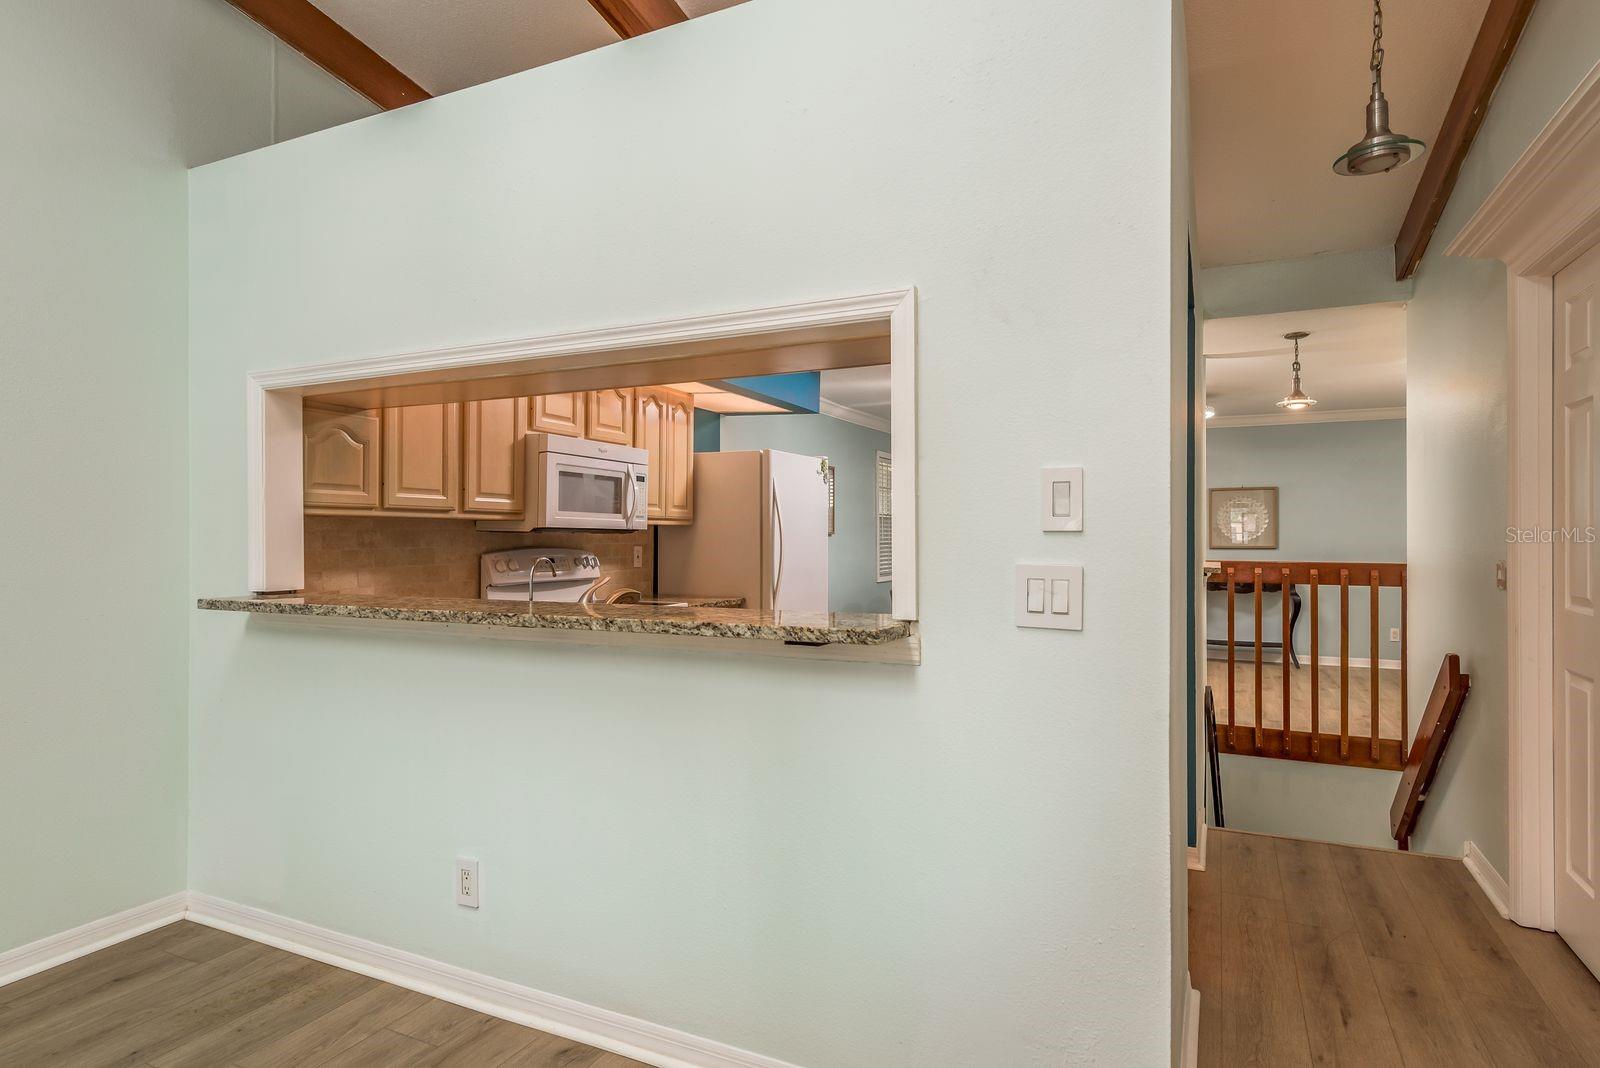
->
1209;486;1279;550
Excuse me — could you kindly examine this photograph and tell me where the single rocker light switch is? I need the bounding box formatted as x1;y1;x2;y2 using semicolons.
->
1016;565;1084;630
1051;578;1072;615
1026;578;1046;613
1041;467;1084;531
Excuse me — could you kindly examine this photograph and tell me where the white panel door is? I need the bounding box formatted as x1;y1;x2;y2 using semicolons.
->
1555;241;1600;977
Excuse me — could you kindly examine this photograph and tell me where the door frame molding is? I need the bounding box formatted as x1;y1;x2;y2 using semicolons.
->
1449;58;1600;929
245;289;918;619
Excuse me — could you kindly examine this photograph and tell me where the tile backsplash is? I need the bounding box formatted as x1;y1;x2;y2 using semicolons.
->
304;516;653;599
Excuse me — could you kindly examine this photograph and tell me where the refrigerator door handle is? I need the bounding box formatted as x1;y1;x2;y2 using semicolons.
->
771;482;784;607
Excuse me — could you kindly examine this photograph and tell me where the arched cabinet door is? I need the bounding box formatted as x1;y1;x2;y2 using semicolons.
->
664;392;694;522
304;408;380;510
632;385;694;524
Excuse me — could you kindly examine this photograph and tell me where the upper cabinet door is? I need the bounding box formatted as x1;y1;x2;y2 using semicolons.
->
635;388;669;520
462;397;527;515
586;388;635;445
304;408;380;509
664;392;694;522
530;393;585;438
633;385;694;524
383;403;461;512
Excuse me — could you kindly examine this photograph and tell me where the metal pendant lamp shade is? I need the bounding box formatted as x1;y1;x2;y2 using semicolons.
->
1333;0;1426;176
1276;331;1317;411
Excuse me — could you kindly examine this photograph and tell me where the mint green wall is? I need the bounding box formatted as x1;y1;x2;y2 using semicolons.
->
185;1;1182;1063
1205;419;1406;661
0;0;369;955
1401;0;1600;874
714;414;892;614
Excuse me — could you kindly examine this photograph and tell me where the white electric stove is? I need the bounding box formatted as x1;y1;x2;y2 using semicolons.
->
480;547;602;602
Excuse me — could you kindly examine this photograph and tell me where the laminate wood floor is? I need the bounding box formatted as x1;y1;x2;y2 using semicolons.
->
0;921;648;1067
1191;828;1600;1066
1207;659;1404;739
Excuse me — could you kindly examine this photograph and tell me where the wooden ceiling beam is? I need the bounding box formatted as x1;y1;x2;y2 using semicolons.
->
1392;0;1538;281
227;0;430;110
586;0;689;39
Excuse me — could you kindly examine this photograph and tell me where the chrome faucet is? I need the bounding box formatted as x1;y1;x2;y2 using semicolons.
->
527;556;558;606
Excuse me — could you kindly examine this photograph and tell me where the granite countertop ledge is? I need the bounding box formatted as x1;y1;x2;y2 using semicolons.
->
197;593;912;646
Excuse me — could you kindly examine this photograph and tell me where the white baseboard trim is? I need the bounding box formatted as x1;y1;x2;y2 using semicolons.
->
0;892;188;989
184;893;802;1068
1180;986;1201;1068
1463;842;1512;919
1187;821;1208;872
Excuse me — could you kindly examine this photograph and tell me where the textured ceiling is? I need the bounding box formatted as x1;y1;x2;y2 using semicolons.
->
311;0;751;96
1186;0;1488;268
1204;302;1406;418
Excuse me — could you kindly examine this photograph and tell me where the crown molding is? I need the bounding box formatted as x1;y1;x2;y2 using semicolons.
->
819;399;891;433
1206;406;1405;429
1449;59;1600;275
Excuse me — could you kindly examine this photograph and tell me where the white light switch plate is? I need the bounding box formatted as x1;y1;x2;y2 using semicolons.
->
1015;564;1083;630
1041;467;1084;531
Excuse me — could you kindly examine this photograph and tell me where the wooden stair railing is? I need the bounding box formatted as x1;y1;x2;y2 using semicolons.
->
1207;561;1407;772
1391;654;1472;850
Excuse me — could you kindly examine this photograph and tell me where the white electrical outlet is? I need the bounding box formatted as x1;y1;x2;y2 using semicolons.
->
1389;627;1400;643
455;857;480;908
633;546;643;567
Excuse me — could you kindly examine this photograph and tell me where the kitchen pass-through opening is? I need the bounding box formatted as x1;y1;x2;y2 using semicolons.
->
246;291;919;627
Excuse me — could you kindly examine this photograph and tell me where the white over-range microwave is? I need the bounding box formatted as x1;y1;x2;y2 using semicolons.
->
476;432;648;532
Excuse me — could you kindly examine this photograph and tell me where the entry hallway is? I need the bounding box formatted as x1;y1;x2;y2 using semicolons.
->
0;921;645;1067
1191;828;1600;1065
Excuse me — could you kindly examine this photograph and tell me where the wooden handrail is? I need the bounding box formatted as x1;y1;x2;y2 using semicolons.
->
1391;655;1472;849
1206;560;1407;772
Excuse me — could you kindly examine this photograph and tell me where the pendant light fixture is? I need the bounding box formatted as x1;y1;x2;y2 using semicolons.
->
1276;331;1317;411
1332;0;1426;176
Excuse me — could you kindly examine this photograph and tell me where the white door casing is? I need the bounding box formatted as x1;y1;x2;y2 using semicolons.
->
1448;58;1600;931
1554;243;1600;973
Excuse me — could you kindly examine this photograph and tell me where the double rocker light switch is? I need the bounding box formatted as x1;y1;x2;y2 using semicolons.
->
1016;564;1083;631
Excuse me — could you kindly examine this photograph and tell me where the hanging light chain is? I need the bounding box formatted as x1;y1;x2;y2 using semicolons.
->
1370;0;1386;86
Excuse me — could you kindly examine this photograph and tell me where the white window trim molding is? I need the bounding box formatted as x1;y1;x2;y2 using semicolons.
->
1447;58;1600;931
247;289;919;620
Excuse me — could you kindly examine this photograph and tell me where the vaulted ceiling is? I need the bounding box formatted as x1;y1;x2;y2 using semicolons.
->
308;0;748;96
1186;0;1489;269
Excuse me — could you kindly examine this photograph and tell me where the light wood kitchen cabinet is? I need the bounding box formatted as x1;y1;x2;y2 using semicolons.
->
664;392;694;522
304;408;380;510
461;397;527;515
382;404;461;512
633;385;695;524
585;388;635;445
529;393;585;437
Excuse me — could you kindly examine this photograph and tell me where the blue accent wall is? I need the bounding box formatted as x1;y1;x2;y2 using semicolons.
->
716;372;821;413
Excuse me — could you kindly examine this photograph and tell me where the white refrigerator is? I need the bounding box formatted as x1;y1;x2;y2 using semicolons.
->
658;450;830;613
